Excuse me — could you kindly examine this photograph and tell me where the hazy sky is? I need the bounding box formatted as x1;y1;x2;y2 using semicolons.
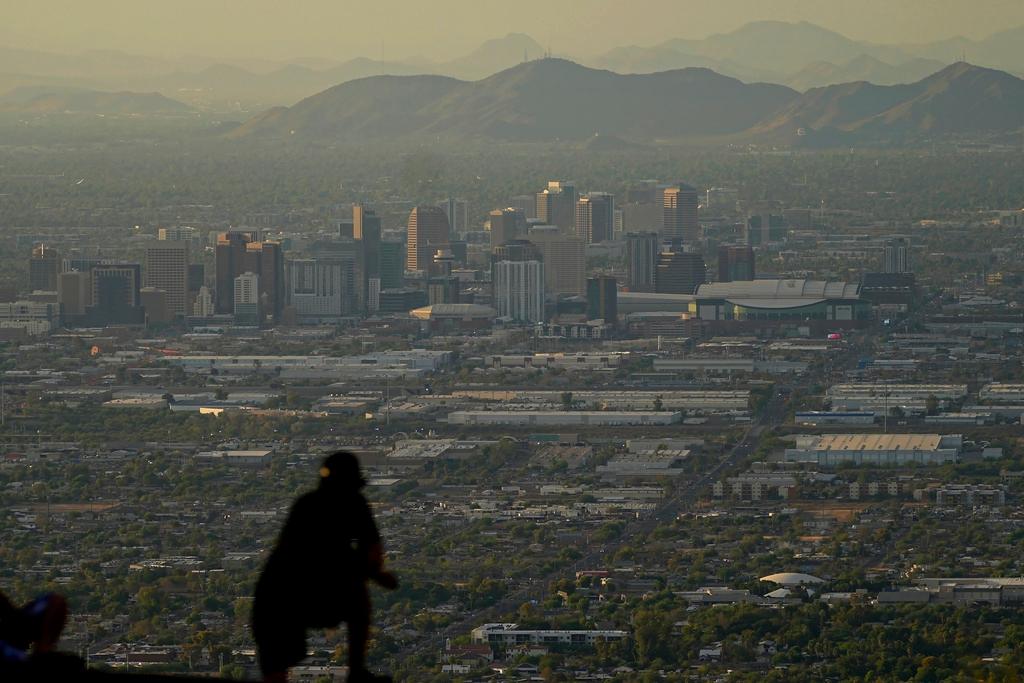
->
6;0;1024;62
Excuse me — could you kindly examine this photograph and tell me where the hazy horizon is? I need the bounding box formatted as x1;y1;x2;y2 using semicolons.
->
6;0;1024;65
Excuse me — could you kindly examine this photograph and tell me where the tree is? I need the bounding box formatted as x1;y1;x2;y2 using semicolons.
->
561;392;574;411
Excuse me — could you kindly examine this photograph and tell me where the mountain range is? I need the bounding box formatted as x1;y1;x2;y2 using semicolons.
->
226;59;1024;147
3;22;1024;112
0;86;192;115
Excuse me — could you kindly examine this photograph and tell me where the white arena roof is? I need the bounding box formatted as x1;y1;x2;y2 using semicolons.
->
760;572;826;586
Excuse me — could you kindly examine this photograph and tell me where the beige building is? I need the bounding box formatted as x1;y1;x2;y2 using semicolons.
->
144;241;189;316
528;227;585;296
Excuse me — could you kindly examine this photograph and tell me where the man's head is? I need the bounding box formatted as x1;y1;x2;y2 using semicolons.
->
319;451;366;491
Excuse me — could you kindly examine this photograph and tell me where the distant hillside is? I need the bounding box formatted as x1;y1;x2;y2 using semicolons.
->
441;33;545;80
747;62;1024;144
785;55;946;91
228;58;797;143
0;88;192;114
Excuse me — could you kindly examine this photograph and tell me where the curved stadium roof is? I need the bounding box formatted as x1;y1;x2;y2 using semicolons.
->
696;279;861;300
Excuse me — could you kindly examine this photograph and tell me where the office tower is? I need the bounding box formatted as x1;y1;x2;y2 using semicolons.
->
144;241;189;317
140;288;172;324
493;239;544;264
655;251;706;294
884;238;910;274
91;264;140;309
717;245;756;282
448;241;467;265
527;227;585;296
216;231;284;321
287;244;363;321
188;264;205;297
587;276;618;324
427;248;459;305
29;245;61;292
215;232;250;314
744;214;787;246
440;198;469;235
575;192;615;244
488;208;526;247
535;181;577;233
287;258;344;321
378;241;405;290
613;208;624;239
626;232;659;292
233;272;260;325
510;194;537;220
353;203;381;306
158;226;201;250
662;183;700;243
245;240;284;322
58;271;91;317
406;205;450;272
337;219;354;239
193;286;214;317
87;263;144;325
493;259;544;323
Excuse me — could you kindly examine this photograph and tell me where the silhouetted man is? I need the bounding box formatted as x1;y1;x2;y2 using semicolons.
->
0;591;67;667
253;451;397;683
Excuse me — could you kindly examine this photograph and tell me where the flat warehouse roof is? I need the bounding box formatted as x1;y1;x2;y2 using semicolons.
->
815;434;942;451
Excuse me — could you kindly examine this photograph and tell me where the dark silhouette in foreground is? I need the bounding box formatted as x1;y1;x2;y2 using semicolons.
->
253;451;398;683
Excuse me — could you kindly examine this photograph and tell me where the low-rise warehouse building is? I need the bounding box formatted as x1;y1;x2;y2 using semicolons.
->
471;623;628;646
784;434;962;466
447;411;681;427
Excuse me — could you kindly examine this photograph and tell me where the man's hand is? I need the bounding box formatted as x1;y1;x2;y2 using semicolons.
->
373;571;399;591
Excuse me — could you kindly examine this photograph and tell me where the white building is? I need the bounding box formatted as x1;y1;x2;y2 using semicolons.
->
0;301;59;336
493;259;544;323
192;286;214;317
286;257;361;322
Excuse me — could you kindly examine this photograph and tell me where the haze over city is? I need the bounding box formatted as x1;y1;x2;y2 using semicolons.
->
6;0;1024;62
3;2;1024;682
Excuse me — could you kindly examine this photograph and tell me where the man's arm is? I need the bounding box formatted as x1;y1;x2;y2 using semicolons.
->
356;497;397;590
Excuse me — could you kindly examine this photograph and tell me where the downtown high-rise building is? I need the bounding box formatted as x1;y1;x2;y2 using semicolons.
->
440;198;470;235
233;272;260;325
717;245;755;282
353;203;382;310
58;271;91;317
535;181;577;233
527;227;586;296
488;208;526;247
626;232;659;292
286;254;362;322
87;263;145;325
655;251;706;295
493;259;544;323
215;232;250;314
587;276;618;324
378;241;405;291
406;205;450;272
144;241;189;317
29;245;61;292
575;192;615;244
215;232;284;321
662;183;700;244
